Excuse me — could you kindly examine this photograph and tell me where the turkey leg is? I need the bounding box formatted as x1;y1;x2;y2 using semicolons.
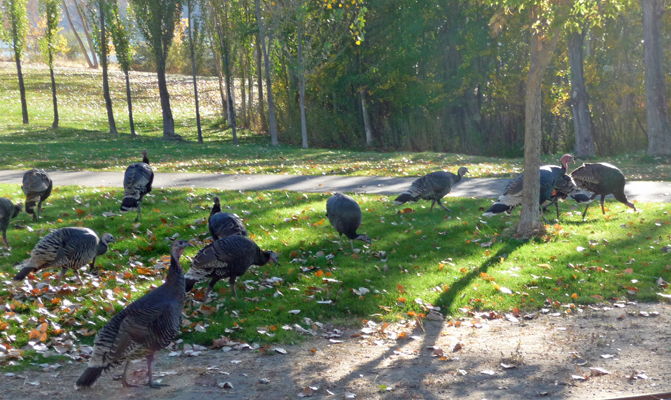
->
121;360;138;388
146;353;168;388
436;199;451;212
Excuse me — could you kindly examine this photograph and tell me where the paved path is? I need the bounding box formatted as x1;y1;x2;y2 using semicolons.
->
1;170;669;202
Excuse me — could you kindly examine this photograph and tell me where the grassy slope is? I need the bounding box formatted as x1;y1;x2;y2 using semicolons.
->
1;63;670;180
1;184;669;357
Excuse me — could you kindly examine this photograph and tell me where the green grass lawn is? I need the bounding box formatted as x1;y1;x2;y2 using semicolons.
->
1;183;670;364
1;62;670;180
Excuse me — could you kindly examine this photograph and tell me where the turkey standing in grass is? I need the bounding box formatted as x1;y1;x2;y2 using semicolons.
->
326;193;371;251
483;154;574;223
185;235;278;298
208;196;247;240
13;227;114;286
76;240;192;389
0;198;22;247
22;169;52;221
569;162;636;218
543;175;592;219
120;149;154;222
393;167;468;212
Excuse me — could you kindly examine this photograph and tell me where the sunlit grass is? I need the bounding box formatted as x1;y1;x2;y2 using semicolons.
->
1;63;670;180
1;183;669;359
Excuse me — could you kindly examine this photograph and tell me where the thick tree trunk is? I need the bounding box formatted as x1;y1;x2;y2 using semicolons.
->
517;21;563;238
255;34;266;131
124;70;136;136
99;1;117;134
360;87;373;146
14;53;28;124
255;0;277;146
62;0;93;68
297;20;308;149
75;0;98;69
188;4;203;143
49;66;59;129
642;0;671;155
157;62;176;138
567;30;595;157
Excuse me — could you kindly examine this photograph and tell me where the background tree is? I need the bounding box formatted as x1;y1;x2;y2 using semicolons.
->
1;0;30;124
186;0;203;143
272;0;366;149
255;0;277;146
62;0;94;68
211;0;237;144
39;0;63;129
88;0;117;134
131;0;182;138
74;0;99;68
108;0;136;135
567;26;596;157
641;0;671;155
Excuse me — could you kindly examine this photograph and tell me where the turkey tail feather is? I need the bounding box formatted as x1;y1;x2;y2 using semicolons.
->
76;367;104;388
13;266;34;281
482;203;513;217
120;197;138;212
393;193;417;205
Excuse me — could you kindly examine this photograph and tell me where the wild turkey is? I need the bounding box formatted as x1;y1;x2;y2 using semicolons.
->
185;235;278;298
22;169;52;221
393;167;469;212
0;198;22;247
76;240;192;388
569;162;636;218
208;196;247;240
483;154;574;222
326;193;372;251
543;175;592;219
13;227;114;286
120;149;154;222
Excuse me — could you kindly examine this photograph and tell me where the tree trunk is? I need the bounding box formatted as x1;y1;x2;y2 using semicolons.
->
297;20;308;149
517;20;563;238
210;34;228;121
255;34;266;132
49;66;59;129
255;0;277;146
248;52;253;129
567;29;595;157
220;17;237;144
14;51;28;124
360;87;373;146
241;54;247;128
642;0;671;155
188;4;203;143
62;0;93;68
124;69;136;136
75;0;98;69
157;61;176;138
99;0;117;134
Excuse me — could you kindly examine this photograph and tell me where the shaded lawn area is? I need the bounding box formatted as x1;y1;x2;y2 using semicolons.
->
0;183;669;369
1;63;670;180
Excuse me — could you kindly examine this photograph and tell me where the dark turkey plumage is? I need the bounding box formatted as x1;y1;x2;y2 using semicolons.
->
120;149;154;222
543;174;592;219
22;169;52;221
394;167;468;212
326;193;371;251
13;227;114;286
76;240;192;388
569;162;636;218
185;235;278;298
0;198;22;247
208;196;247;240
483;154;574;223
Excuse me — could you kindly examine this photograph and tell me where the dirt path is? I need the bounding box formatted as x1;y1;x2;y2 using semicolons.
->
3;302;670;400
0;170;670;203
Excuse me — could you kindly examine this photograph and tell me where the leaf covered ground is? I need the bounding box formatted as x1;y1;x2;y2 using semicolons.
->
1;63;670;180
0;183;670;369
